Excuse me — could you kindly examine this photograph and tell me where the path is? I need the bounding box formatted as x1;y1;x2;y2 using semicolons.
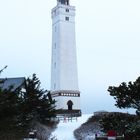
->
51;114;92;140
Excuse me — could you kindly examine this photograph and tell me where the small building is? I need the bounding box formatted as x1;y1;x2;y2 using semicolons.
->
0;77;25;91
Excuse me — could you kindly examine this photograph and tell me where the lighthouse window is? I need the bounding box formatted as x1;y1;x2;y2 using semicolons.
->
54;43;56;49
54;62;56;68
66;9;69;12
65;16;69;21
54;83;56;89
55;26;56;32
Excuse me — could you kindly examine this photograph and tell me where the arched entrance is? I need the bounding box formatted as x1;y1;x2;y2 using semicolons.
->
67;100;73;110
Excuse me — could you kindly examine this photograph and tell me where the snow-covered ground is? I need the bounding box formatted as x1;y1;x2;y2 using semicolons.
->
51;114;92;140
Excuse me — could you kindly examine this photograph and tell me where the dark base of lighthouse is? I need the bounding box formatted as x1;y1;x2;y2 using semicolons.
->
56;109;82;117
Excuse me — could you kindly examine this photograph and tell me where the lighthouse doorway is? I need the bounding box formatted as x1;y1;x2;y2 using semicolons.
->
67;100;73;110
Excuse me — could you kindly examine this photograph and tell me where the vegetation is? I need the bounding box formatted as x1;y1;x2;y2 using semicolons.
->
74;112;140;140
74;115;102;139
0;69;56;140
108;77;140;116
20;74;56;126
100;112;139;136
105;76;140;139
74;76;140;140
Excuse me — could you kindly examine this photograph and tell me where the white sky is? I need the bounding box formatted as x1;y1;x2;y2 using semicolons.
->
0;0;140;113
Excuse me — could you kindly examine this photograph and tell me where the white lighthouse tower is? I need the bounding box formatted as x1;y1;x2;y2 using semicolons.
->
51;0;81;116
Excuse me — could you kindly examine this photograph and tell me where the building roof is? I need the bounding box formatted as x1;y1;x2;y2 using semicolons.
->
0;77;25;91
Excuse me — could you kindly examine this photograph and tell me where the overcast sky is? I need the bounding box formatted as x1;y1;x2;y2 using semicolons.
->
0;0;140;113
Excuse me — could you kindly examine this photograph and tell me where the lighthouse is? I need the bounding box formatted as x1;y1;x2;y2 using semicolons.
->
51;0;81;116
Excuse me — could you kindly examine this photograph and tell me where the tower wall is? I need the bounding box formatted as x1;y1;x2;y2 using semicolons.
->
51;4;78;91
51;2;81;114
